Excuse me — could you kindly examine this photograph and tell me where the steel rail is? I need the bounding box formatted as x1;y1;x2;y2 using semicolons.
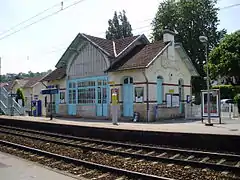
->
0;139;172;180
0;128;240;174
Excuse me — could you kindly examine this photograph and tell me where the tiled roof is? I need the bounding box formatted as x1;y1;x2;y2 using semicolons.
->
41;67;66;82
114;36;140;55
83;34;114;56
24;76;44;88
83;34;140;57
110;41;166;71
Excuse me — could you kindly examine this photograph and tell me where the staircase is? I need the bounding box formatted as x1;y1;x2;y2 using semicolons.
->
0;87;24;116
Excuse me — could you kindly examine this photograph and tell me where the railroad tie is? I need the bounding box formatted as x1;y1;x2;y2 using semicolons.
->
81;170;95;176
151;161;158;165
200;157;210;163
114;147;122;151
133;149;143;154
167;163;174;167
96;173;109;179
138;159;145;162
125;148;132;152
106;145;113;149
72;167;81;171
185;155;194;161
156;152;167;157
145;151;155;156
37;156;45;159
81;142;89;145
115;176;125;180
217;159;226;165
235;161;240;167
170;154;180;159
50;161;62;166
66;140;74;143
124;157;131;160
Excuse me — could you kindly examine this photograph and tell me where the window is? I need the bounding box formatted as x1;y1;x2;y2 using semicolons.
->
78;88;95;104
60;91;65;103
77;81;95;87
68;89;76;104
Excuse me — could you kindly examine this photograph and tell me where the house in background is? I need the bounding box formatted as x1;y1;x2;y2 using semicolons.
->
49;29;198;121
22;76;46;116
40;67;66;117
6;77;46;116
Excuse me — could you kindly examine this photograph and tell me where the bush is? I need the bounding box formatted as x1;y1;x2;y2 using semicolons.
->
16;88;25;106
212;85;240;99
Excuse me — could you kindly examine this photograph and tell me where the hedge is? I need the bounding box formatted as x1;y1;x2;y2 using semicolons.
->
212;85;240;99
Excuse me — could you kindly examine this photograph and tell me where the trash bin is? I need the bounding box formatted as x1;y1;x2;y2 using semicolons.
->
133;112;140;122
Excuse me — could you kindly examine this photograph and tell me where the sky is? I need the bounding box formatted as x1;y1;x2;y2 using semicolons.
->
0;0;239;75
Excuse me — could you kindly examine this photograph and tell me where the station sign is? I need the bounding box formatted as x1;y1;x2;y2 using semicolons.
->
41;88;59;95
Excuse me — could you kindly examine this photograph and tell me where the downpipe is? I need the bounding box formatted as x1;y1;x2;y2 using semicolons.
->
142;70;149;123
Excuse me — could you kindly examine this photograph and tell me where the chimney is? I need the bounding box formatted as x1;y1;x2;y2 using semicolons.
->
163;29;175;61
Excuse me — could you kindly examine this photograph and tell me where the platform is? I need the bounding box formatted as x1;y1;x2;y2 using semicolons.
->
0;152;79;180
1;115;240;136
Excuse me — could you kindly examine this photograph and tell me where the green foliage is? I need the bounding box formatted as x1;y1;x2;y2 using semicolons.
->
0;70;51;83
152;0;226;93
212;85;240;99
16;88;25;107
208;30;240;85
234;94;240;104
106;10;133;40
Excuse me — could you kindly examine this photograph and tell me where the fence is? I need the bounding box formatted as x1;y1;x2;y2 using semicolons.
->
185;103;239;120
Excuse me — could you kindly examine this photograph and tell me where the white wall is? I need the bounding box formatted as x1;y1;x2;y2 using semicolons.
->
146;49;192;102
109;70;146;102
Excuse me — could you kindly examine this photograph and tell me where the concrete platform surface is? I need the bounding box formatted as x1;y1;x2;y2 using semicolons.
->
1;115;240;135
0;152;78;180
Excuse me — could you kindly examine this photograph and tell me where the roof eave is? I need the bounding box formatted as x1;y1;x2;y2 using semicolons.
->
145;42;171;68
81;33;112;57
116;34;149;57
175;43;199;76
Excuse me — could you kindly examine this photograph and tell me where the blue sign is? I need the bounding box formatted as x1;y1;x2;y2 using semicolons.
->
46;85;55;89
41;88;59;95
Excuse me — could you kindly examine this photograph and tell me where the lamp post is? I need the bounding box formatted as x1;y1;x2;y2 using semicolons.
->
199;36;213;126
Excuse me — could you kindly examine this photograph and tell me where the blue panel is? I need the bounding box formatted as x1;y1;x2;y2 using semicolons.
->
157;78;163;104
68;104;76;115
123;83;133;117
55;93;60;114
96;86;108;116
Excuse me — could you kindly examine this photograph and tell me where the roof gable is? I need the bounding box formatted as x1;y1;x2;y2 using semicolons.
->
175;43;199;76
55;33;143;69
109;41;167;71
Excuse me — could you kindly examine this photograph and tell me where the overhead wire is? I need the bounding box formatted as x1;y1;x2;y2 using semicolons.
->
1;0;239;57
0;1;62;37
0;0;87;41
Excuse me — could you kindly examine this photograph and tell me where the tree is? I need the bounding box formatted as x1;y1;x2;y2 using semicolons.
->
16;88;25;107
152;0;226;93
106;10;133;40
208;30;240;85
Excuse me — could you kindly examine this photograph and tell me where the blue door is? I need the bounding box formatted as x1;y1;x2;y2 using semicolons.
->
68;83;77;116
123;77;133;117
157;76;163;104
55;93;60;114
96;86;108;116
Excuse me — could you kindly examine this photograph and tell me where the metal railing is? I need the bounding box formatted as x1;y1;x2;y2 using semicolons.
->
0;87;24;115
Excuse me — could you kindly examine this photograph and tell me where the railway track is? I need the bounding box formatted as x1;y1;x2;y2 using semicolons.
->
0;125;239;179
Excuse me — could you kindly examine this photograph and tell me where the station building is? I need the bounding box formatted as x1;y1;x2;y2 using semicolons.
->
42;30;198;121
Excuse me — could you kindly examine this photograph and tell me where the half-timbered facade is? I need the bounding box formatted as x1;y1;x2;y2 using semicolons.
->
47;30;198;121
